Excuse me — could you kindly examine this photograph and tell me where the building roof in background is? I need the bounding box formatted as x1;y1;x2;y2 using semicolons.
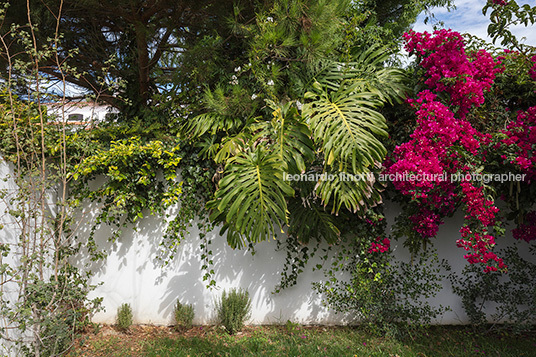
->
44;101;118;126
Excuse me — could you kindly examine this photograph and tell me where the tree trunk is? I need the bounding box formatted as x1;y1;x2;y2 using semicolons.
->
135;21;150;105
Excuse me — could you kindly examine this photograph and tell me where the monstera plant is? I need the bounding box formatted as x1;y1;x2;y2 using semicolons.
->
184;44;406;248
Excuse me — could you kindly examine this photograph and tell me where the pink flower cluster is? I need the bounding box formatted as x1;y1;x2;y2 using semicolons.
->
403;29;502;117
459;181;499;227
386;90;488;239
529;55;536;81
491;0;507;6
500;106;536;179
388;30;505;271
388;90;482;196
512;211;536;242
455;182;503;271
409;209;443;238
369;237;391;253
457;226;505;272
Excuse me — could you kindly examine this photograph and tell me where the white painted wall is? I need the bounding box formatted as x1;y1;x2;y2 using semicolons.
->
1;159;535;335
0;160;20;356
83;202;535;326
83;219;350;326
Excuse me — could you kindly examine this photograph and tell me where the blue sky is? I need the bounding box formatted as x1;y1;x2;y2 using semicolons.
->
412;0;536;47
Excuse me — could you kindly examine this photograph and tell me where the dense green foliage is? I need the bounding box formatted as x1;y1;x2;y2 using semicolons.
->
450;245;536;333
0;0;452;114
0;0;457;255
185;0;409;247
71;137;183;254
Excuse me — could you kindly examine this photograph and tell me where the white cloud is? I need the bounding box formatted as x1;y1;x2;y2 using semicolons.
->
413;0;536;47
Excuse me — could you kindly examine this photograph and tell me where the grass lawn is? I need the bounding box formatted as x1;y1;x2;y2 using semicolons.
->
69;324;536;356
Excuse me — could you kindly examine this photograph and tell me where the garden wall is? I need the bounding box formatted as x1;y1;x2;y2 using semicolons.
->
0;160;20;354
0;162;534;330
82;203;534;327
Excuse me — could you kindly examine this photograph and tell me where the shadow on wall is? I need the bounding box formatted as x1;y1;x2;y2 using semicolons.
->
73;193;536;326
0;160;25;356
80;208;350;326
157;225;350;326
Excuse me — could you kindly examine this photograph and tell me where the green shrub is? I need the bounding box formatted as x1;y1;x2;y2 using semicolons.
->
285;320;300;334
116;303;133;332
314;245;449;337
450;245;536;334
174;300;195;330
216;288;252;334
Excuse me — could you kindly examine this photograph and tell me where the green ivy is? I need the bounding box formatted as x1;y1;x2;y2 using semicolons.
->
450;244;536;334
71;137;183;246
313;210;450;337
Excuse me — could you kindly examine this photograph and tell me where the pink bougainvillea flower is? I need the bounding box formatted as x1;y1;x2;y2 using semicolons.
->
388;30;506;272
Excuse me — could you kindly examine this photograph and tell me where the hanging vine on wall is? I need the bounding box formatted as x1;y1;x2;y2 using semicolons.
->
71;137;183;249
70;135;221;287
274;235;322;294
313;209;451;337
449;244;536;333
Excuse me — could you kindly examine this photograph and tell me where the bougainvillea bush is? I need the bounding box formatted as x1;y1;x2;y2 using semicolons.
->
385;24;536;272
296;1;536;334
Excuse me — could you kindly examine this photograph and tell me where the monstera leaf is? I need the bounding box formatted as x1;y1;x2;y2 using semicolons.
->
287;196;340;244
302;52;397;214
252;101;315;174
304;82;388;173
313;168;382;214
208;146;294;248
315;46;407;104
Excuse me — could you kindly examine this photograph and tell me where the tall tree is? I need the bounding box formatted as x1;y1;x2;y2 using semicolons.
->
0;0;269;119
1;0;451;119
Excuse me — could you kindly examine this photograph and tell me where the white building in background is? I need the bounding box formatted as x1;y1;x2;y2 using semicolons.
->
45;101;118;125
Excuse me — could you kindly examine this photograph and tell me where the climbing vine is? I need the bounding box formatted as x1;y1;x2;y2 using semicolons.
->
0;13;103;354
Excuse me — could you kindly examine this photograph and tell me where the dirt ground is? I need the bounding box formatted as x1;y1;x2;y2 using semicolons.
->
71;324;299;356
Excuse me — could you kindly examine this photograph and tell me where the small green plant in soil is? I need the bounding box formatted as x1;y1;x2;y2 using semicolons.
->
216;288;252;335
116;303;133;332
174;300;195;331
